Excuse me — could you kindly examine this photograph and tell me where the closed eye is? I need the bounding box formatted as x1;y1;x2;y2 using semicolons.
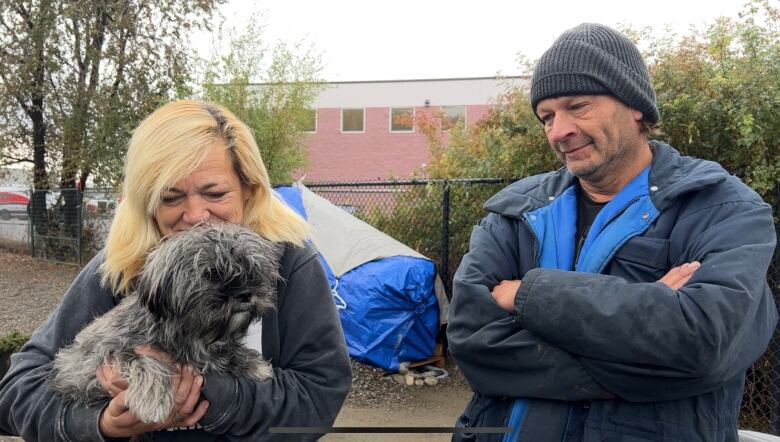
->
204;192;228;201
161;194;183;205
205;268;222;281
569;101;591;113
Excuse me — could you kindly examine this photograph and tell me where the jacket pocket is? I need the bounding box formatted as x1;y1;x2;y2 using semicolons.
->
611;236;670;281
453;393;510;442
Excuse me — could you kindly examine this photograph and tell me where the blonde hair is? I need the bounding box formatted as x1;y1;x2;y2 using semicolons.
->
101;100;308;293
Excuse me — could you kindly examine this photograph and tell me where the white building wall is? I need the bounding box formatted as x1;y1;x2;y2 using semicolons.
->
311;76;529;108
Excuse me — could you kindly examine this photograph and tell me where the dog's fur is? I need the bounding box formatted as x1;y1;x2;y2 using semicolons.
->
50;223;282;424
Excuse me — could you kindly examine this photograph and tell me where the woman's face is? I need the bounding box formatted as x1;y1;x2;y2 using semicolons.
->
154;143;250;237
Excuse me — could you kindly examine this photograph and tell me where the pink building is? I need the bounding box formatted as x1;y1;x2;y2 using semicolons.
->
295;76;529;182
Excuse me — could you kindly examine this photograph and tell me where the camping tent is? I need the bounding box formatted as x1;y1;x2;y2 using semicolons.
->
275;183;448;371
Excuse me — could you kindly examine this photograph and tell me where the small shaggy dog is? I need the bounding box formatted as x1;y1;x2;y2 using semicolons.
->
50;223;282;424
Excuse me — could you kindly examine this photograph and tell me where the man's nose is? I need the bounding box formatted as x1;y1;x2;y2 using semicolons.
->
181;196;211;224
546;113;578;144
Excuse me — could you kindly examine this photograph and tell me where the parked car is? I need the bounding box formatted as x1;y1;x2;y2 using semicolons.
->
0;191;29;220
84;193;118;215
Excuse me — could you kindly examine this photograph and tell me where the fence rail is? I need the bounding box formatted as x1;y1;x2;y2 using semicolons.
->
0;188;117;265
0;180;778;434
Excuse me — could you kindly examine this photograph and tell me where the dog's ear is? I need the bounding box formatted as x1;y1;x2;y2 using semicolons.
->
242;233;283;298
134;267;175;320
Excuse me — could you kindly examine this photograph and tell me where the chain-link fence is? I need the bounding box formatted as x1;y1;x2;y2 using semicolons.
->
307;179;511;295
307;178;780;435
1;180;778;433
23;188;118;265
738;184;780;434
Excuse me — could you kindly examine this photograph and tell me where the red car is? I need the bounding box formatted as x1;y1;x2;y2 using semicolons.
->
0;191;30;220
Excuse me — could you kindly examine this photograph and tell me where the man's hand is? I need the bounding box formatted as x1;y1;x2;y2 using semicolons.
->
96;346;209;438
492;279;522;313
658;261;700;290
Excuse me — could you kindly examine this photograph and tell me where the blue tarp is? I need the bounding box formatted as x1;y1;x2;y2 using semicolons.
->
275;186;439;371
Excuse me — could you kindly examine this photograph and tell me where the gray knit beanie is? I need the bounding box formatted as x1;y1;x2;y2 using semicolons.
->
530;23;659;124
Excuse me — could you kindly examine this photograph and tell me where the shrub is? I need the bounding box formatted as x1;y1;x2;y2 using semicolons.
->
0;332;30;355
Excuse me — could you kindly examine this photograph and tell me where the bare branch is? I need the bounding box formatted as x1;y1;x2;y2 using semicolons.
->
0;153;34;165
0;70;32;117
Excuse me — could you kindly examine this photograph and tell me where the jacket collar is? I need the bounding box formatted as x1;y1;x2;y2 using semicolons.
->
646;140;728;210
484;140;729;218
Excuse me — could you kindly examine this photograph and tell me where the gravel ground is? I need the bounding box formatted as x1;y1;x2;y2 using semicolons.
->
345;356;469;409
0;247;472;440
0;249;79;337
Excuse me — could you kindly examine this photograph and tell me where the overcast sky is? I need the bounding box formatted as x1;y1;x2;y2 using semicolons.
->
194;0;747;82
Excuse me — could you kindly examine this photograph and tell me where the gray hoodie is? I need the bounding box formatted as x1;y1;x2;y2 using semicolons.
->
0;243;351;441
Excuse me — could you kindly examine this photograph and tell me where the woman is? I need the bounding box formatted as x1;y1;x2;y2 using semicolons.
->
0;100;352;441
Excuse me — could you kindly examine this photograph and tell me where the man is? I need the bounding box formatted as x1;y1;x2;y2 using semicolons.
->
447;23;777;441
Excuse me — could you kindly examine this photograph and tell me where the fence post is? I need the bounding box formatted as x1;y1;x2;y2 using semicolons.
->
76;188;82;266
29;187;34;258
771;183;780;434
440;180;451;295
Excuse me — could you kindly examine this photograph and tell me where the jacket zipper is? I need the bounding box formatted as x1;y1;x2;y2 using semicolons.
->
497;405;510;442
520;216;541;270
573;226;588;265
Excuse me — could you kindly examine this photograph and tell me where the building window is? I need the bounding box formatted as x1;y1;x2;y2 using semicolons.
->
341;108;364;132
300;108;317;133
441;105;466;130
390;107;414;132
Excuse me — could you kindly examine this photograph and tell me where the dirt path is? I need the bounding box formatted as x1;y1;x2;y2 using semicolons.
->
330;385;471;441
0;387;472;442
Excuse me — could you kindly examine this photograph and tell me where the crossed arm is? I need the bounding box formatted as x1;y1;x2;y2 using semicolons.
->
490;261;701;312
449;199;776;403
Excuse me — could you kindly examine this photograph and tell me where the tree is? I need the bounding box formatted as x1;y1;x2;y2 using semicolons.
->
0;0;221;257
414;0;779;201
648;0;780;199
381;0;779;297
0;0;223;191
201;15;324;185
411;88;557;181
0;0;57;192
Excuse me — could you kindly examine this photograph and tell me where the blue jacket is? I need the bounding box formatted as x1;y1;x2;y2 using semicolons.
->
447;141;777;441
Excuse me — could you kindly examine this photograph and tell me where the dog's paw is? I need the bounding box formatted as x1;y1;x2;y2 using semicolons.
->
248;358;273;381
129;397;174;425
125;357;176;424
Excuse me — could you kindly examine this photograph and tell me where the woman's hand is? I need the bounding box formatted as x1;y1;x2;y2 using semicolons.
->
95;358;130;398
95;347;210;438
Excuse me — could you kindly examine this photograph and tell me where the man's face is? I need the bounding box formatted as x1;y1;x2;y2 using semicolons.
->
535;95;644;183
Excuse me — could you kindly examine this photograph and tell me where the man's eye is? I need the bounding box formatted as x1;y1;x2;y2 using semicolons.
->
205;192;227;200
541;114;553;125
570;102;589;111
